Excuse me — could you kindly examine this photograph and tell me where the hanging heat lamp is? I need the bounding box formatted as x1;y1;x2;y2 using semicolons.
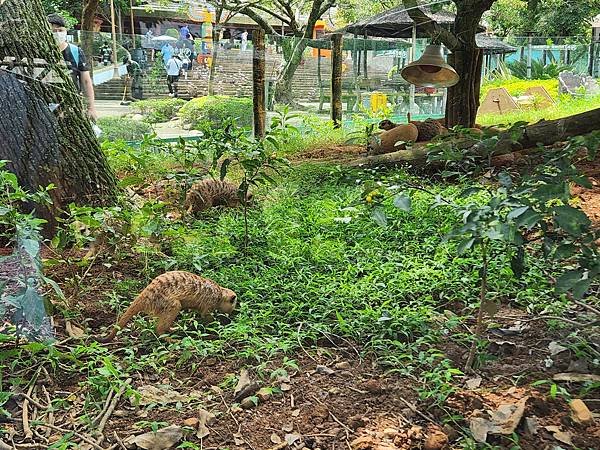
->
400;44;459;88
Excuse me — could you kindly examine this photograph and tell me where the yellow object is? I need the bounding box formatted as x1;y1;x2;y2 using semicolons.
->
206;56;213;67
370;92;387;112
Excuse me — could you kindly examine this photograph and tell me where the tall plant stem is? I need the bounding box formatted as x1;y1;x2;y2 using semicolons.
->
465;240;488;372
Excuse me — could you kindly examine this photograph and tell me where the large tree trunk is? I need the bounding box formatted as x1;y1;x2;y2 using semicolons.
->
0;0;118;233
445;3;485;128
208;23;220;95
274;36;309;104
81;0;100;77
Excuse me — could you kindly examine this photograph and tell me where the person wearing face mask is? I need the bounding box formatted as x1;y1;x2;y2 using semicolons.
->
47;14;98;121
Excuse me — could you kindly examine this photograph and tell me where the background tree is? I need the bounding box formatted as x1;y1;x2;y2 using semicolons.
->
0;0;118;232
486;0;599;36
231;0;336;104
403;0;496;128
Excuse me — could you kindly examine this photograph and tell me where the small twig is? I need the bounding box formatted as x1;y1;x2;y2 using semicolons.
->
96;378;132;443
16;393;47;411
297;322;317;363
398;397;436;424
347;386;368;395
290;393;295;409
22;383;36;440
573;299;600;317
41;385;54;437
113;431;127;450
521;316;594;328
92;389;115;426
33;423;103;450
329;411;352;440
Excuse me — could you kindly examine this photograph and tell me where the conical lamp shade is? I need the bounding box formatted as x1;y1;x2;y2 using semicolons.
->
400;44;459;88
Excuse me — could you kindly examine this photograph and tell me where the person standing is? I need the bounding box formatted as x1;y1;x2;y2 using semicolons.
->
240;29;248;52
47;14;97;121
161;42;174;66
165;54;183;97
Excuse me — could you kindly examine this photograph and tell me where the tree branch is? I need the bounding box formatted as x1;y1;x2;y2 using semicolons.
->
238;5;279;35
402;0;460;50
249;2;292;26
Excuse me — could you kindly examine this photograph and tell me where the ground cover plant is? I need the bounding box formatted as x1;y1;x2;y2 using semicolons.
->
1;115;599;450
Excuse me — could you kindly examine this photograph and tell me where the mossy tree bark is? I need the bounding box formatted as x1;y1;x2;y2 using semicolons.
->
331;34;343;128
0;0;118;233
81;0;100;77
252;29;266;138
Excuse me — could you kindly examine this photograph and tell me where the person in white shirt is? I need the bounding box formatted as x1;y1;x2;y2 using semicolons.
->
240;30;248;52
165;54;183;97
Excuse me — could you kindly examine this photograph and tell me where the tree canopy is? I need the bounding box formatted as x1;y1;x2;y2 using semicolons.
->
486;0;599;37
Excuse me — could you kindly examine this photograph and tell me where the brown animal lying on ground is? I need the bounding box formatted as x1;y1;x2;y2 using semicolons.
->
378;118;447;142
185;179;252;214
98;271;237;342
368;123;419;155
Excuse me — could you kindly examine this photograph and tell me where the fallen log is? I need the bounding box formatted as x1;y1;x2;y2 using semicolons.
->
350;107;600;168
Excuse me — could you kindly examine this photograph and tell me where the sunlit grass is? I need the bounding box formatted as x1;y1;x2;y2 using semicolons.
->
478;94;600;126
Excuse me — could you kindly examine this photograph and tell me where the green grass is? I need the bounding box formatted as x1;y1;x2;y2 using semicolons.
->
100;164;558;366
478;94;600;126
481;78;559;99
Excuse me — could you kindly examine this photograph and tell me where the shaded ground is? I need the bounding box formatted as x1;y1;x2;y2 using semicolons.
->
3;252;599;449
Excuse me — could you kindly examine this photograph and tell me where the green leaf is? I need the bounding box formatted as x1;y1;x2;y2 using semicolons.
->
497;171;512;188
457;237;475;254
553;205;591;236
393;193;411;212
554;244;577;259
507;206;529;221
371;207;388;227
220;158;231;181
21;239;40;260
571;278;591;299
459;187;483;198
556;269;584;293
515;209;541;229
511;246;525;279
572;175;593;189
118;176;144;188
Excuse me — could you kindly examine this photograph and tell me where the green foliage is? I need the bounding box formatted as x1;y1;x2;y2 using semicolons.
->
506;60;574;80
130;98;186;123
96;117;153;143
0;161;53;243
178;96;253;129
487;0;599;36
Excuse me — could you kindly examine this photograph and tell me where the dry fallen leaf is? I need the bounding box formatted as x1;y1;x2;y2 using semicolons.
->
291;408;300;417
233;432;245;446
285;433;301;446
282;423;294;432
465;377;483;390
234;369;251;398
270;433;282;444
65;321;85;338
548;341;568;356
469;397;529;443
133;385;190;406
197;409;216;439
124;425;183;450
553;373;600;382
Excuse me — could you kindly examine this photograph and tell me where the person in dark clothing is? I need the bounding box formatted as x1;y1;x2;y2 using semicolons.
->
47;13;97;121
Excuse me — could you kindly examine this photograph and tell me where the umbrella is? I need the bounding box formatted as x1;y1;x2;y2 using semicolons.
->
151;35;178;42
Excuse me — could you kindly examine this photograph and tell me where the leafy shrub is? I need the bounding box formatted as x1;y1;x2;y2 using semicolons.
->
97;117;153;142
130;98;186;123
506;60;574;80
178;95;253;129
